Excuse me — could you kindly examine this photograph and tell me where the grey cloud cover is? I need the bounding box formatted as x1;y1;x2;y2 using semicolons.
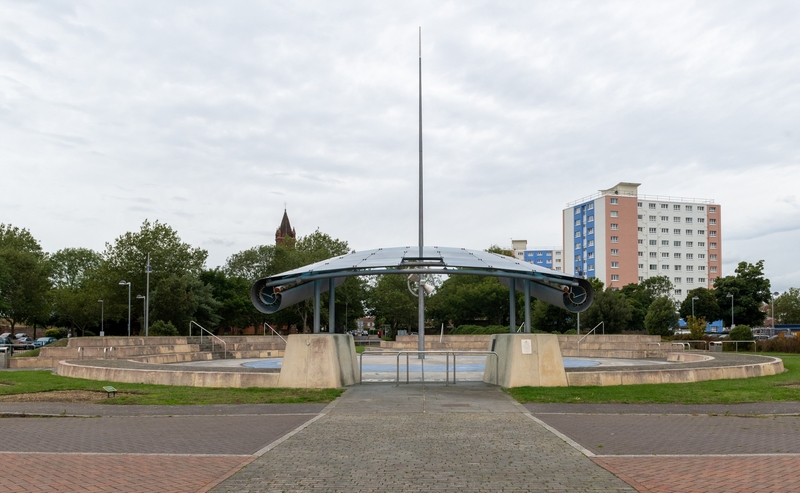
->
1;1;799;290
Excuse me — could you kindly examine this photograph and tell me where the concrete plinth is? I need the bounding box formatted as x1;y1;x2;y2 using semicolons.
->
277;334;358;388
483;334;567;388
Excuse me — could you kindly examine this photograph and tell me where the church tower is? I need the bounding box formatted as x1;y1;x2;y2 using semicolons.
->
275;209;296;246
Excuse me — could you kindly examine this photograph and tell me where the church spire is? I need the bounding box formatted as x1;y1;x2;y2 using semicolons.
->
275;208;296;246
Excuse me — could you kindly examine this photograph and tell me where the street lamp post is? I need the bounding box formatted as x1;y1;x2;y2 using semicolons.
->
119;281;131;337
691;296;699;319
772;291;780;332
726;293;734;328
98;299;104;336
136;295;146;336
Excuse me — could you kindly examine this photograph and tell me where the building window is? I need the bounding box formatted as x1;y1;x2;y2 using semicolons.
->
685;217;693;224
674;217;681;223
588;252;595;259
674;253;681;258
649;252;657;258
710;266;717;273
709;207;716;213
611;223;619;230
661;216;669;221
698;241;705;247
611;262;619;268
698;218;705;223
638;227;643;232
575;219;581;226
587;228;594;235
649;203;656;209
673;205;681;211
673;229;681;235
588;264;595;271
575;207;580;214
686;265;693;271
698;206;706;211
661;240;669;246
610;236;619;243
710;219;717;225
661;204;669;209
638;251;644;257
661;252;670;258
611;249;619;255
698;229;705;235
610;198;618;204
686;205;693;212
650;264;657;270
637;202;642;208
674;265;681;271
687;277;694;283
588;203;594;210
574;243;580;250
638;263;644;269
649;240;657;246
575;232;581;238
638;239;644;244
588;240;594;246
686;230;693;235
649;228;657;233
686;241;693;247
710;242;717;249
661;228;669;233
649;215;656;221
710;231;717;237
610;211;619;217
699;277;706;283
709;254;715;260
638;214;643;220
674;277;681;283
662;265;670;270
639;276;644;282
611;274;619;281
587;215;594;222
675;289;682;295
674;241;681;247
698;265;706;271
575;255;581;262
686;253;693;260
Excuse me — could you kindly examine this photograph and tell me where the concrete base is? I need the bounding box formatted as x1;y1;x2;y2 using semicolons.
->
483;334;567;388
277;334;358;388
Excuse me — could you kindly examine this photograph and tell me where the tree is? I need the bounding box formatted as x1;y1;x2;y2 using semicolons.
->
224;245;275;283
101;220;209;329
486;245;514;257
729;324;754;341
713;260;771;327
582;288;632;334
531;299;575;333
426;275;510;329
773;288;800;324
686;315;707;340
644;296;679;336
639;276;673;299
366;274;422;336
0;225;51;332
200;269;257;335
150;273;220;334
49;248;104;336
678;287;721;323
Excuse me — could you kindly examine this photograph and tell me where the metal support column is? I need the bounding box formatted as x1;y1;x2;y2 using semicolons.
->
418;278;425;359
524;280;531;333
509;278;516;333
328;278;336;333
314;280;321;334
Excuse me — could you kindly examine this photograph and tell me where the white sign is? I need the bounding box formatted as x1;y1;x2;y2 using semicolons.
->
521;339;532;355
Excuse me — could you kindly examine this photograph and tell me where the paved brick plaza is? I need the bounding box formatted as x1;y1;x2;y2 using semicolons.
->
1;385;799;492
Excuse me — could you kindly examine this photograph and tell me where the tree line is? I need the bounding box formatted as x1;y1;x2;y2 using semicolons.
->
1;221;796;337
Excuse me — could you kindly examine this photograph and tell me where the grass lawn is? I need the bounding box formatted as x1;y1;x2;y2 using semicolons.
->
507;353;800;405
0;371;343;405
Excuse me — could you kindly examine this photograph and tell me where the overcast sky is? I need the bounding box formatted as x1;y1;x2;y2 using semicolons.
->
2;1;799;291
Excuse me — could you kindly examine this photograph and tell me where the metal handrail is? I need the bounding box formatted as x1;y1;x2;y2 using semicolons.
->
718;340;757;353
263;322;288;344
683;340;709;351
396;350;497;386
189;321;227;359
577;321;604;351
646;342;661;357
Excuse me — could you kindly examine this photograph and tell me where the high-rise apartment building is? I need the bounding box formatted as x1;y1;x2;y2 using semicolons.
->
562;182;722;301
511;240;563;272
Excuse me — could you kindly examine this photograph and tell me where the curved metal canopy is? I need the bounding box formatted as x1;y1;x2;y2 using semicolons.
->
250;245;593;315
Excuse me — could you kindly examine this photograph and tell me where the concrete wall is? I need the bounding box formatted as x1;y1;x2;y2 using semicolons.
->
277;334;358;388
483;334;568;388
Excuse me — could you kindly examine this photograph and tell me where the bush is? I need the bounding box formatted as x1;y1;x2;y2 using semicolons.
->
563;329;577;335
83;330;96;337
759;336;800;353
149;320;179;336
729;325;754;341
45;328;67;339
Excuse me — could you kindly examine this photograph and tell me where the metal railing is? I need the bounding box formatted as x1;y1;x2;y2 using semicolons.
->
190;321;227;359
103;347;115;359
264;322;288;344
720;340;757;353
646;342;661;357
683;340;709;351
577;321;604;351
357;350;499;386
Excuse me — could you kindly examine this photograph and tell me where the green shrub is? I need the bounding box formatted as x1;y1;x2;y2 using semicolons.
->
83;330;96;337
759;336;800;353
729;325;753;341
149;320;179;336
45;328;67;339
563;329;577;335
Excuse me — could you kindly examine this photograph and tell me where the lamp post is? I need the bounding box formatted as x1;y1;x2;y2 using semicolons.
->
726;293;734;328
772;291;780;331
691;296;699;319
98;299;104;336
119;281;131;337
136;295;146;336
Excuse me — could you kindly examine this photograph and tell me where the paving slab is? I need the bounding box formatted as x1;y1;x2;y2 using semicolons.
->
0;402;326;417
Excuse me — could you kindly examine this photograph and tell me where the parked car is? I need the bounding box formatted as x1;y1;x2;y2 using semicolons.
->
0;333;11;340
33;337;57;347
14;333;29;340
